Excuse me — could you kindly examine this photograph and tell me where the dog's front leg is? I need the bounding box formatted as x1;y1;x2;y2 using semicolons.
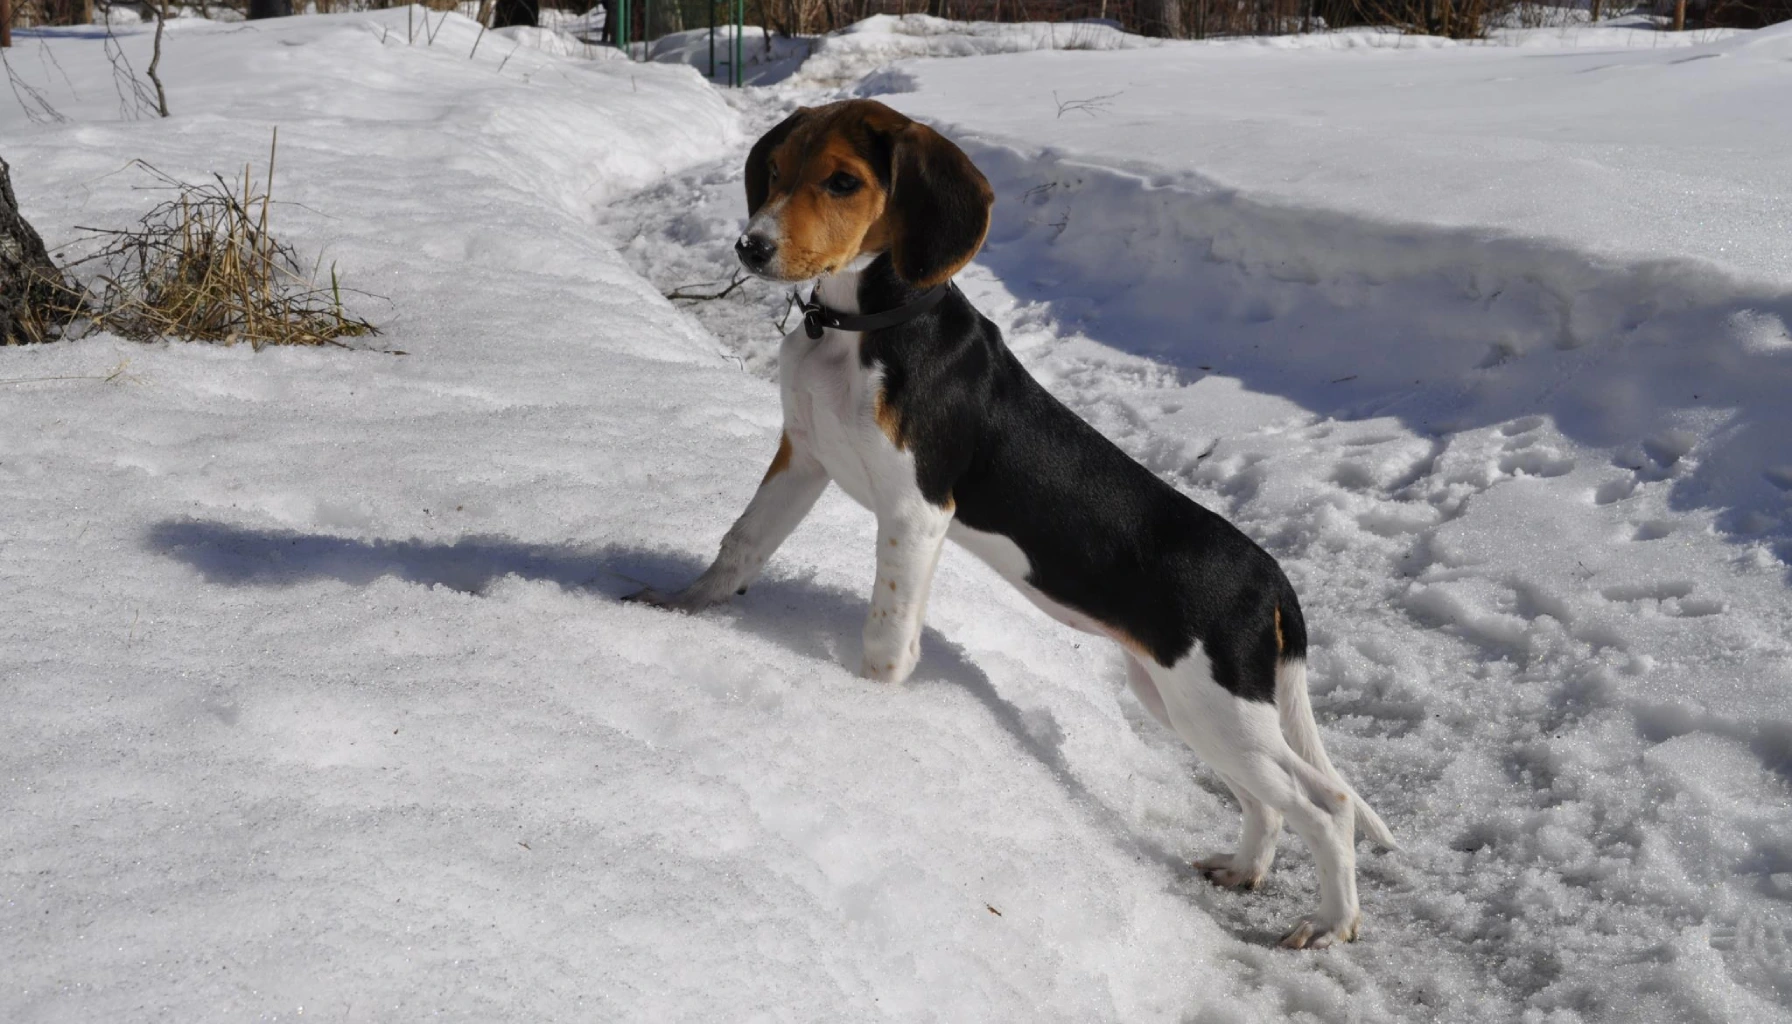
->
630;434;828;612
861;500;952;683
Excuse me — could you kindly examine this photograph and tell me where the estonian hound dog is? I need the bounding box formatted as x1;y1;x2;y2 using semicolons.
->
632;99;1395;948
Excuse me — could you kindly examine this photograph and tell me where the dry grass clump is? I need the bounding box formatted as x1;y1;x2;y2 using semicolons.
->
58;134;378;350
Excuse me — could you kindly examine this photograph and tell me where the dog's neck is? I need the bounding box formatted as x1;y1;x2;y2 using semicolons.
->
813;253;880;316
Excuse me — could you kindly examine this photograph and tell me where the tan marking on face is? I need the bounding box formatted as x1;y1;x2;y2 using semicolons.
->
761;432;793;484
760;119;890;280
1274;605;1284;656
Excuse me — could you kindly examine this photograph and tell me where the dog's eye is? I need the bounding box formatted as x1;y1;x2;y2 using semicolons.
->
768;163;780;182
822;172;861;197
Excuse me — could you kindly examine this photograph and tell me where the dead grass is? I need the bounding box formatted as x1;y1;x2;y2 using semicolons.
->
55;132;380;350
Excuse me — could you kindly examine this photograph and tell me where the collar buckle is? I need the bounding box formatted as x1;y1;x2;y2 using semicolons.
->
799;295;827;340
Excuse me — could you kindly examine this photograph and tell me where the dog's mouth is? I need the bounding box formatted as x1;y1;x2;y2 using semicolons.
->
736;257;794;282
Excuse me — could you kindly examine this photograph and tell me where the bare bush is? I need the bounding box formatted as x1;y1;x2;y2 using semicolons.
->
55;136;380;349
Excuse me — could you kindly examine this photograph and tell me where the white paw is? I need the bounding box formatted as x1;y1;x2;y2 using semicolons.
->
860;633;920;684
1193;855;1263;891
1278;912;1361;950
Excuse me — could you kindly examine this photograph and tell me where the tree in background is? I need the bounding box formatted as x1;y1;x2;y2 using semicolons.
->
493;0;540;27
38;0;91;25
248;0;291;18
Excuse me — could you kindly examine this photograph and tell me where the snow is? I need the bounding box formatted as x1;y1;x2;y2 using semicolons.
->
5;9;1792;1024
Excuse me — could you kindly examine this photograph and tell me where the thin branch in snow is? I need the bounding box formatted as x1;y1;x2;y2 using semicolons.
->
1052;90;1122;119
2;45;67;124
665;270;747;303
496;38;524;75
100;4;161;121
0;360;136;387
469;0;492;60
36;37;79;101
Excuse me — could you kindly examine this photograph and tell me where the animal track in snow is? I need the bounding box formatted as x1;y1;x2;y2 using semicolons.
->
1593;477;1637;505
1497;447;1576;479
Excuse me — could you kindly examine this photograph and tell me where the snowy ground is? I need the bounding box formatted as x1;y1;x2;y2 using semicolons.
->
5;10;1792;1024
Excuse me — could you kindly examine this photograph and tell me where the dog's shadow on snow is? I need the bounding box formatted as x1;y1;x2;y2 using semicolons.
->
146;518;1224;893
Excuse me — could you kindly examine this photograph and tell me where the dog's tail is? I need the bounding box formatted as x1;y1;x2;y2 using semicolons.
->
1276;655;1398;850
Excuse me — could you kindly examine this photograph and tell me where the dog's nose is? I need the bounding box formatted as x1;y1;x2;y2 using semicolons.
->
735;233;776;271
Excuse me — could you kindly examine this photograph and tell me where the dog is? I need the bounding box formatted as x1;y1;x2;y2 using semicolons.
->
630;99;1396;948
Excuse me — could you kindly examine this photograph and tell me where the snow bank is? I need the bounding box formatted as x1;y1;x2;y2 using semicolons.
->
653;12;1740;89
791;14;1163;87
639;25;818;85
631;14;1164;87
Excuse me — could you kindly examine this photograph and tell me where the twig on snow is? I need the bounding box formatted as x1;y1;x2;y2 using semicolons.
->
664;270;747;303
3;44;67;124
1052;89;1122;119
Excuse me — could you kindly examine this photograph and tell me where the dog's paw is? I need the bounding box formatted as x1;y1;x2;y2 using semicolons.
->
1277;912;1361;950
860;633;920;684
1193;855;1263;891
860;620;924;685
859;653;917;684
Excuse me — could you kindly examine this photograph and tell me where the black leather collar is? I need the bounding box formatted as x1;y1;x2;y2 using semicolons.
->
797;282;949;340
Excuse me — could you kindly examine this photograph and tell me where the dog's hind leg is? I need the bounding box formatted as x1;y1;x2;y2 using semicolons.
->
1195;773;1283;891
1147;653;1360;948
1127;654;1283;890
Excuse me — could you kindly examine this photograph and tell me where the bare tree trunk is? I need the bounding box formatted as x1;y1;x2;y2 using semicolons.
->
492;0;538;27
147;0;169;117
248;0;293;18
1;155;79;345
2;0;12;49
1673;0;1686;28
1589;0;1601;20
1137;0;1182;35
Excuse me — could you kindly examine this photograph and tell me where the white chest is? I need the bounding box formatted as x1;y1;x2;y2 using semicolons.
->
779;326;891;511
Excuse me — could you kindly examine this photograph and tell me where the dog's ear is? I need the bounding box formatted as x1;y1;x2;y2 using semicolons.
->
885;121;994;287
744;107;812;217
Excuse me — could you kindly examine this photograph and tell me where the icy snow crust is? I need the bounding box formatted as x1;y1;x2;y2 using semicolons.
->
4;10;1792;1024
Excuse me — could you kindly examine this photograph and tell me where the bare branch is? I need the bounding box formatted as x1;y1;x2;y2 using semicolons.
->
1052;90;1122;120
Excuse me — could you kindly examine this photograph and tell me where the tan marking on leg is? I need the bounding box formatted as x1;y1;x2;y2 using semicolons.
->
761;433;793;484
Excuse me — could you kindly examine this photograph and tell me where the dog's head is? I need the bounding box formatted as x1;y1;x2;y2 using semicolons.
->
736;100;994;287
